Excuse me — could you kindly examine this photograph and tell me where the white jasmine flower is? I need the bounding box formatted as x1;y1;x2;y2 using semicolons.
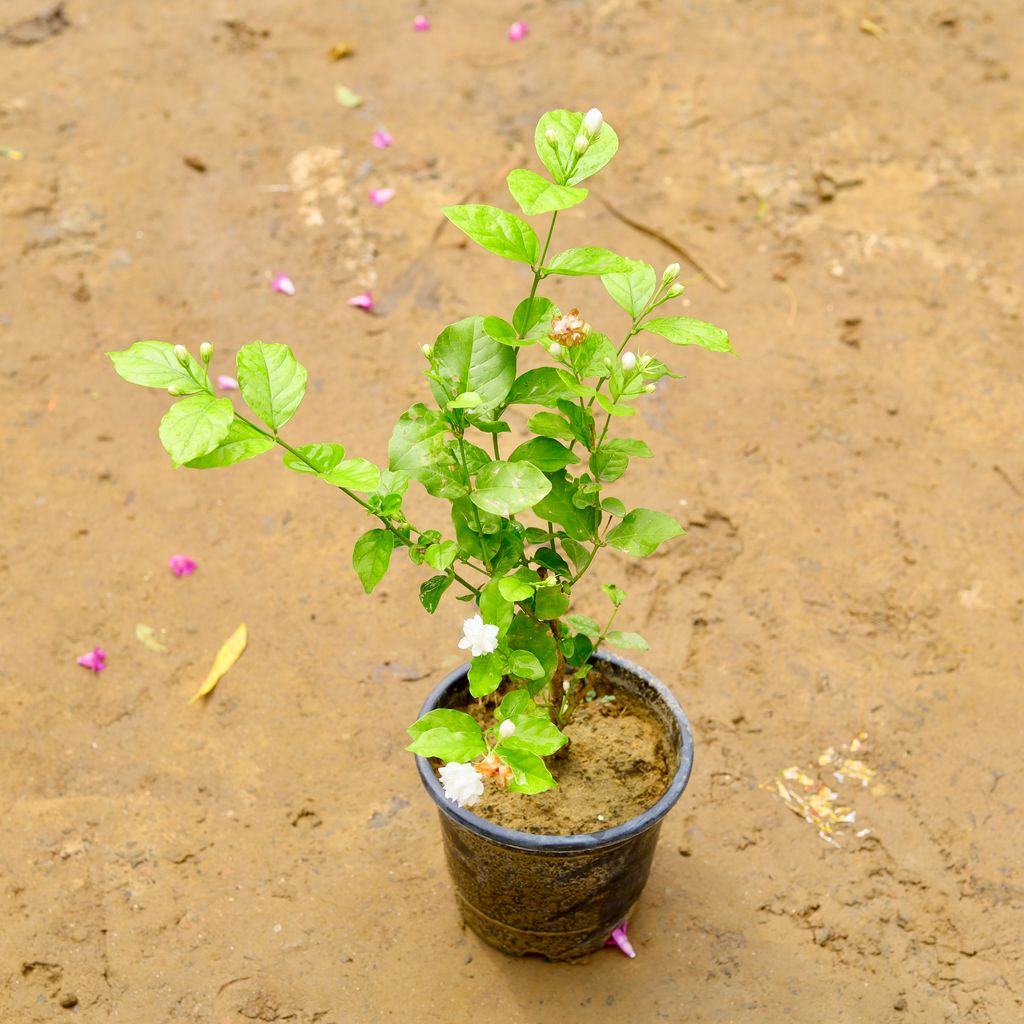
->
620;351;637;372
498;719;516;739
583;108;603;137
574;134;589;154
439;762;485;808
458;614;499;658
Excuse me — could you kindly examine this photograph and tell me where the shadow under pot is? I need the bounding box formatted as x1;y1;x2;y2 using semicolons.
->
415;651;695;961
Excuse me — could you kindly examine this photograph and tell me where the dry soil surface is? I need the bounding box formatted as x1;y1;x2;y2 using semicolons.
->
2;1;1023;1022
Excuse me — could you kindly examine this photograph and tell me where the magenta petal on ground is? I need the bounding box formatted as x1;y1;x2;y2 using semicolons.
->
76;647;106;672
372;129;393;149
168;555;198;578
271;272;296;296
369;188;395;206
412;15;430;31
508;20;529;41
217;375;239;391
605;921;636;958
347;290;374;310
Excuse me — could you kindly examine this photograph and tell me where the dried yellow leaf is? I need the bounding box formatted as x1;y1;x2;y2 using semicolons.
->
189;623;247;704
327;41;353;61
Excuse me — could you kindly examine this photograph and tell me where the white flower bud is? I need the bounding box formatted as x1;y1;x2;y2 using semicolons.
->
583;108;603;137
421;344;433;358
438;762;485;808
549;342;562;357
639;354;652;368
620;351;637;372
574;134;589;154
173;344;189;366
645;383;656;393
662;262;681;285
199;341;213;364
667;282;685;298
498;719;516;739
563;680;570;692
603;356;613;368
545;128;557;144
167;385;185;397
582;322;591;336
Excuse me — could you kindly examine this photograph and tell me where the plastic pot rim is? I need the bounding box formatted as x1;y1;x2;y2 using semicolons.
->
415;650;695;853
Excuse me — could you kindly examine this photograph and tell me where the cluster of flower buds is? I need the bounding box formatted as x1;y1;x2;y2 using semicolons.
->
549;308;589;348
572;107;603;155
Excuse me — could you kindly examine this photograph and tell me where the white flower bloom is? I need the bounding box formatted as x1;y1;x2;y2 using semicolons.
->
498;719;516;739
620;351;637;372
458;614;500;658
583;108;603;137
439;762;485;808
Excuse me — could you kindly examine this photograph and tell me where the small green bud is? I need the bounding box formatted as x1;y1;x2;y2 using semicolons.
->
644;383;656;393
667;282;685;298
173;344;189;366
421;344;433;358
639;353;652;368
167;385;185;396
603;356;613;368
662;262;680;285
545;128;557;145
199;341;213;364
574;134;589;154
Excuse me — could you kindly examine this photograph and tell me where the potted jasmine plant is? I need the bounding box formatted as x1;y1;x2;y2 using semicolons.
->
108;107;730;960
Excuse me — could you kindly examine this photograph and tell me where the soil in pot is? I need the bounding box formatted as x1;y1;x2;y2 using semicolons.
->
455;663;673;835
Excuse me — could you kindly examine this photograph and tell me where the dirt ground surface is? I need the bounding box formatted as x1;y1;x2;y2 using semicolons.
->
2;1;1022;1021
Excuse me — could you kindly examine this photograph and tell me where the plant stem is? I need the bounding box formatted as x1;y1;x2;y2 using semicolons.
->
517;212;559;339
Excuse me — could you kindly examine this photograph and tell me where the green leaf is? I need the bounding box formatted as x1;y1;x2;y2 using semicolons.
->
501;746;557;794
512;296;558;340
236;341;308;431
526;412;574;441
605;630;649;650
533;546;571;577
498;575;535;602
419;573;454;614
562;537;590;571
108;340;205;391
544;246;633;277
557;399;596;447
590;438;652;483
506;168;588;215
508;649;544;680
496;690;545;721
424;540;458;571
565;613;601;638
601;496;627;518
569;332;616;379
352;528;395;593
479;579;514;633
602;582;626;607
406;709;486;761
506;612;558;693
468;651;505;697
534;586;570;620
429;317;517;413
606;509;685;557
448;391;483;410
158;395;235;467
603;260;658;318
534;109;619;186
500;718;568;757
322;458;380;491
641;316;732;353
509;437;580;472
595;392;635;417
471;460;552;516
532;470;599;542
185;418;274;468
505;367;579;408
474;419;512;435
482;316;530;348
282;443;346;475
442;204;540;264
388;403;464;498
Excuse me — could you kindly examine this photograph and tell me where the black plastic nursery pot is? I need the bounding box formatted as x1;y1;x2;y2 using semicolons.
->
415;651;695;960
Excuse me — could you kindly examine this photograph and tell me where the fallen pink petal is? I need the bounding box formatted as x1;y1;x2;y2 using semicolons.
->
76;647;106;673
508;20;529;41
412;15;430;31
347;290;374;310
271;272;296;296
217;375;239;391
369;188;396;207
372;129;393;149
168;555;198;577
605;921;636;958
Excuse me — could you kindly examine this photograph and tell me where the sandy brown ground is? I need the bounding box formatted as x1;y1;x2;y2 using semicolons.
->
2;1;1023;1021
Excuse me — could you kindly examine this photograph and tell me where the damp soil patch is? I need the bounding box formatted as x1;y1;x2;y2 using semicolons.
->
450;664;673;835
